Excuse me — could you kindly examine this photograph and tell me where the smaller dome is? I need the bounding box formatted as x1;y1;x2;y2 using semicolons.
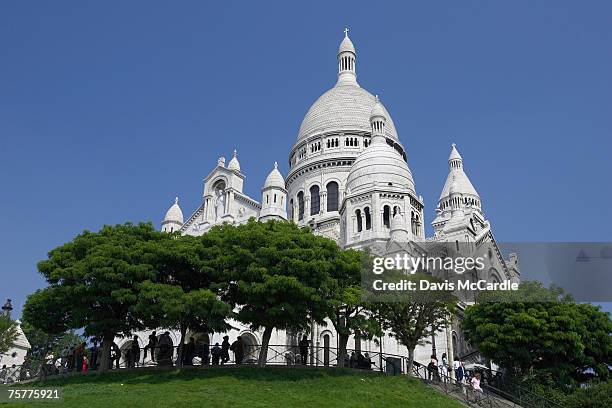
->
164;197;184;224
346;140;415;194
339;31;355;54
263;162;285;189
228;150;241;172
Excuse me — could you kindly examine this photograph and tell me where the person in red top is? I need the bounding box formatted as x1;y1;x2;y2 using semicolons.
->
82;356;88;374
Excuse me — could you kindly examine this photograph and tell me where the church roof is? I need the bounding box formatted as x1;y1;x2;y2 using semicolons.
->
438;145;479;200
163;197;184;224
339;31;355;54
296;85;399;144
294;31;400;146
263;162;285;189
227;150;241;172
346;98;414;194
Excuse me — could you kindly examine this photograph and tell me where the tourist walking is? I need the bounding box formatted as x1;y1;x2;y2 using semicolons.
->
441;352;448;382
298;335;309;365
455;361;466;383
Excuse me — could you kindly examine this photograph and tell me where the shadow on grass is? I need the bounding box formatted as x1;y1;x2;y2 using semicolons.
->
33;366;405;387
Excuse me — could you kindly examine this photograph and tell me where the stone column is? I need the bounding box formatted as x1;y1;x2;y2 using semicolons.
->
321;191;327;213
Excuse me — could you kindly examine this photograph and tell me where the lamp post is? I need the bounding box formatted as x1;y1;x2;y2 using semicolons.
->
2;299;12;318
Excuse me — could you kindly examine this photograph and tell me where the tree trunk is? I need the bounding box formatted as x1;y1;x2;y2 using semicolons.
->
177;326;187;367
336;333;349;367
258;326;273;366
406;347;415;377
99;333;114;373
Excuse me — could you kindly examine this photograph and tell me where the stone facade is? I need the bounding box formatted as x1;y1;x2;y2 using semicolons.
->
146;30;520;367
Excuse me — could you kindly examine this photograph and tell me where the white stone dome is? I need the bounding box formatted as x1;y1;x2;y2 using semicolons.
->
339;34;355;54
346;140;415;194
263;162;285;189
227;150;240;172
296;84;399;144
164;197;184;224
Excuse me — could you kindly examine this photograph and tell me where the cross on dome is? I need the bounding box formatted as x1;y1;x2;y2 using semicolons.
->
175;196;179;204
344;27;350;37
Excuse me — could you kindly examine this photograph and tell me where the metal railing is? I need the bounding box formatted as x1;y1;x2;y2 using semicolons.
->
0;344;566;408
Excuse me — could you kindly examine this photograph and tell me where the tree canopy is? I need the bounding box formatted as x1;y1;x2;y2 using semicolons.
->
462;281;612;386
202;219;343;365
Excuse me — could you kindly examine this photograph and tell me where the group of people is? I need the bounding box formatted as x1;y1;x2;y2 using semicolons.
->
343;351;374;370
424;353;484;396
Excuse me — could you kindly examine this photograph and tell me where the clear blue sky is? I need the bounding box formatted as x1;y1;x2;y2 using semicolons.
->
1;1;611;316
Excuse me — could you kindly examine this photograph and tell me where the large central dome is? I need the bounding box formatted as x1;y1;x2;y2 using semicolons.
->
296;83;399;143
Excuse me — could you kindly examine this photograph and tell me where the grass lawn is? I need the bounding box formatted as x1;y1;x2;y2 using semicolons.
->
1;366;464;408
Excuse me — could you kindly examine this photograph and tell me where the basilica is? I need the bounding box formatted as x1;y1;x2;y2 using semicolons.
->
151;31;520;368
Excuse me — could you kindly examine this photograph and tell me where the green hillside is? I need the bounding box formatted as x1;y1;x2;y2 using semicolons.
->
2;366;463;408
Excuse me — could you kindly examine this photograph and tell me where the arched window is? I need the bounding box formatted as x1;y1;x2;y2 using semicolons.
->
310;185;320;215
365;207;371;230
393;206;400;216
326;181;339;212
383;205;390;228
297;192;305;221
289;199;294;220
356;209;362;232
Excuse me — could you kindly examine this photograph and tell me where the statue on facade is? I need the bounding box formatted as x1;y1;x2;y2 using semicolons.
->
215;188;225;221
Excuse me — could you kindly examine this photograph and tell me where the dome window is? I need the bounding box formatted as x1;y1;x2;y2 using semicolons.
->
383;205;391;229
326;182;339;212
310;185;320;215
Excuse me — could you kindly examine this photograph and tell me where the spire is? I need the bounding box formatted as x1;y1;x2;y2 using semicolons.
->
337;28;357;85
369;95;387;144
175;196;179;205
449;143;463;170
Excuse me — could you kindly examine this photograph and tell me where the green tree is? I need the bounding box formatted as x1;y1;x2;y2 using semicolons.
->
30;223;168;372
326;249;381;366
462;281;612;386
203;219;339;366
0;315;18;356
374;273;456;376
20;320;84;365
133;234;232;364
134;282;231;365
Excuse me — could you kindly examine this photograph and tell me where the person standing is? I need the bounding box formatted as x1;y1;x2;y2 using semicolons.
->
202;343;210;365
89;342;99;370
221;336;230;365
128;336;140;368
74;343;85;373
298;335;309;365
110;341;121;369
211;343;221;365
455;361;466;384
230;336;244;365
183;337;196;366
142;331;157;364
